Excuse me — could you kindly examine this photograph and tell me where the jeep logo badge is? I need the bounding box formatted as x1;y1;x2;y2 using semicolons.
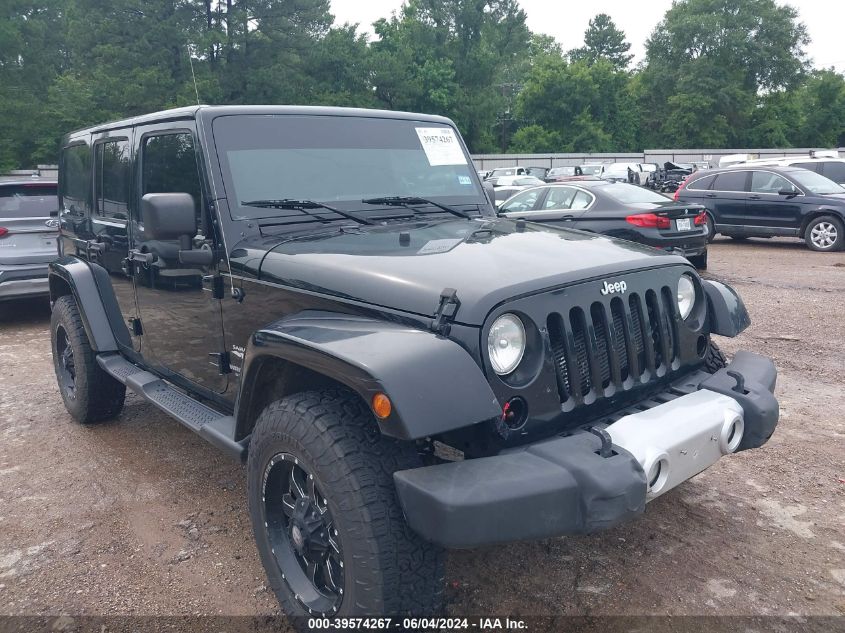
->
600;280;627;296
45;218;59;228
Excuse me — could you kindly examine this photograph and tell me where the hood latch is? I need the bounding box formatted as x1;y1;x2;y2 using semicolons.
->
430;288;460;336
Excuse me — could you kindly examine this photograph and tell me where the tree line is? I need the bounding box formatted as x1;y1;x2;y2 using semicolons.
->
2;0;845;172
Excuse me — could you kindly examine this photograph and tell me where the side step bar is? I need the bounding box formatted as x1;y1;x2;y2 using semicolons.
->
97;352;247;461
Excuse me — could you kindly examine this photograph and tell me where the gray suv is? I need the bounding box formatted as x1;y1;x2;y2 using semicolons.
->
0;179;59;301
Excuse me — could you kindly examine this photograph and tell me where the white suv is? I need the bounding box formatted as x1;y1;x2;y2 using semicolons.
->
732;154;845;186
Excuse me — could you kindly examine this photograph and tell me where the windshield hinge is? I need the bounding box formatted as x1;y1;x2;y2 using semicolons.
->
430;288;460;336
209;351;232;375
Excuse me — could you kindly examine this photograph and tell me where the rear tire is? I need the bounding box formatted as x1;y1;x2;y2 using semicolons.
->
705;213;716;243
703;339;727;373
247;389;445;623
804;215;844;252
688;250;708;270
50;295;126;423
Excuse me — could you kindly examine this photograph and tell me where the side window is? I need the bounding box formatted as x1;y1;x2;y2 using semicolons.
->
500;189;541;212
713;171;748;192
820;162;845;183
750;172;796;194
141;132;203;230
687;174;716;190
544;187;576;210
95;139;130;220
571;190;592;210
61;144;91;217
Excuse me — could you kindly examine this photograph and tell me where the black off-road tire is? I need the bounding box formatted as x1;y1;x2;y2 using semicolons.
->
50;295;126;423
247;389;445;622
703;338;727;373
804;214;844;252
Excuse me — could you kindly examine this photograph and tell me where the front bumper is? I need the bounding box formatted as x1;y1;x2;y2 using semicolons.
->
394;351;778;548
0;263;49;301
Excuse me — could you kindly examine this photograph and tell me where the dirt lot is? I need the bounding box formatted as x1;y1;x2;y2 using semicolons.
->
0;237;843;621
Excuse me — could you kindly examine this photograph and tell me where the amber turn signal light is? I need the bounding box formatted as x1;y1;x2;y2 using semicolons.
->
372;393;392;419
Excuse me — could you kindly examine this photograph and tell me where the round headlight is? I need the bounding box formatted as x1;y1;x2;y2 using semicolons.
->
488;314;526;375
677;274;696;319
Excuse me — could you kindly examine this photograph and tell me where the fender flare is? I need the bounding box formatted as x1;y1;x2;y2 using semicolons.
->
703;280;750;337
48;256;130;351
234;311;502;441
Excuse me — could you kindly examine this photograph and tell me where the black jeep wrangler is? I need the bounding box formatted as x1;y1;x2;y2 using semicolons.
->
49;106;779;620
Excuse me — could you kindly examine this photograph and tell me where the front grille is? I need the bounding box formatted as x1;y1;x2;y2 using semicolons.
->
547;287;679;406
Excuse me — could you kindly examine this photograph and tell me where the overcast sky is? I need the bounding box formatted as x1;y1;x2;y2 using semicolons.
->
329;0;845;72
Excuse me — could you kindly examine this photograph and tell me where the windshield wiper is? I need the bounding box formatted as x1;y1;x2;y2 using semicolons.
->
361;196;470;219
241;199;374;225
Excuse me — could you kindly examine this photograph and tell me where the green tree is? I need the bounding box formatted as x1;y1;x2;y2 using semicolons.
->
796;70;845;147
569;13;633;70
508;124;561;153
516;55;636;151
370;0;530;152
638;0;808;148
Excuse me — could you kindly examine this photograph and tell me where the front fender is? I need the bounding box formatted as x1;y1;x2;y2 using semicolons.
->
48;256;130;351
703;280;750;337
235;311;502;440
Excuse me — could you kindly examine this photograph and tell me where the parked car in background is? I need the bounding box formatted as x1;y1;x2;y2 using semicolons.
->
545;166;582;182
675;166;845;251
730;153;845;187
485;166;531;184
579;164;606;177
490;175;546;206
0;179;59;302
524;166;549;180
499;180;709;268
602;162;653;185
647;162;694;193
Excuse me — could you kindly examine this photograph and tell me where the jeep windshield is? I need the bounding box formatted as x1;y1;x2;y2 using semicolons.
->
212;115;487;223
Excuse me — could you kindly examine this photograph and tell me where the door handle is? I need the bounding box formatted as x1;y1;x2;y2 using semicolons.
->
561;214;575;220
749;195;761;200
704;193;717;198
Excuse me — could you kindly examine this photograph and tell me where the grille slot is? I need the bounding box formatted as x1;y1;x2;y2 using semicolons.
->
548;287;678;405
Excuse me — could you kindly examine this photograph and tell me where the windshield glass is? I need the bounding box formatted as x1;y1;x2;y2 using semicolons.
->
548;167;575;176
600;183;671;204
0;184;58;217
213;115;485;220
604;164;634;176
789;170;845;194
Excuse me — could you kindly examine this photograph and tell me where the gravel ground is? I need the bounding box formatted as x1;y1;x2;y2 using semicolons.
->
0;237;843;621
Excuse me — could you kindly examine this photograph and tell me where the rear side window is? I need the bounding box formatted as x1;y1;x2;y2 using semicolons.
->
571;190;593;209
0;184;58;217
712;171;748;192
820;162;845;183
141;132;203;228
687;174;716;190
95;139;131;220
61;144;91;217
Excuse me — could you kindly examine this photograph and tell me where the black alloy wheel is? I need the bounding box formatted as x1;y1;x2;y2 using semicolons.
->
263;453;344;615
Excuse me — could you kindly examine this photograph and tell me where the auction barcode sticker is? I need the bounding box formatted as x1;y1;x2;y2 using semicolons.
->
415;127;467;166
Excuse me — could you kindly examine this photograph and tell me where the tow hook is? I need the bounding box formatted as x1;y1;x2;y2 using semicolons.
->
588;427;614;458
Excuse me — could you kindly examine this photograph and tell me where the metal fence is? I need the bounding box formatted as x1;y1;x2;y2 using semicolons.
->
471;148;845;170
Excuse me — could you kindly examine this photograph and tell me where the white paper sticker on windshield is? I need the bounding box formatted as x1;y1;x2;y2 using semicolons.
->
415;127;467;166
417;238;462;255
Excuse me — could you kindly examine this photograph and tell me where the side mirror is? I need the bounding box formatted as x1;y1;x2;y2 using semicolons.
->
141;193;197;242
778;189;798;197
482;181;496;208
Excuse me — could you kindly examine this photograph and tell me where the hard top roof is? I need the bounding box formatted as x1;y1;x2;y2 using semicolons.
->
67;105;455;137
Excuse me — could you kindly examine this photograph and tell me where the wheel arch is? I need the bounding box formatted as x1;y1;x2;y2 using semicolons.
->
799;209;844;235
233;311;502;443
48;257;130;351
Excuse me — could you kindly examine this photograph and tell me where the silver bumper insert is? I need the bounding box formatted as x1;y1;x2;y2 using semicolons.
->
605;389;744;500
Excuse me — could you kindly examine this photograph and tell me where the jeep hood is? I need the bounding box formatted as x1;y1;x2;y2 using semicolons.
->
231;218;687;325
